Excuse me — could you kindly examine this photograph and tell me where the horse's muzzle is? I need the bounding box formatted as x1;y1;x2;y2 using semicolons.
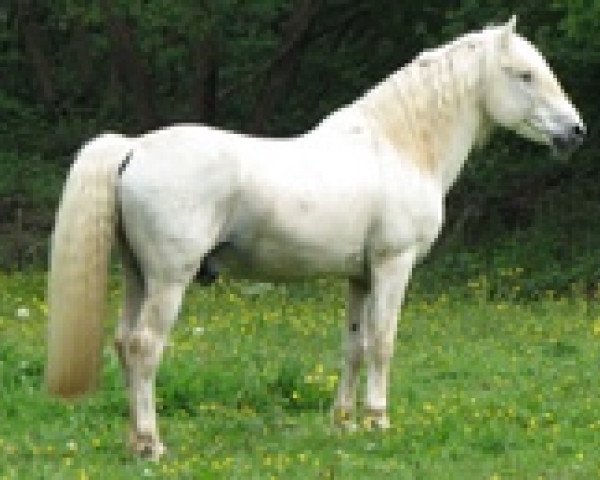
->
551;122;586;156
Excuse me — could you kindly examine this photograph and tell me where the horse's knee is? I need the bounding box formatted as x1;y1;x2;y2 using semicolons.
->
127;328;162;372
128;328;155;355
345;333;364;363
365;334;394;365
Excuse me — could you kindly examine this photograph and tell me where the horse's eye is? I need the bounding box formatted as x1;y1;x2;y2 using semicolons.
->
518;71;533;83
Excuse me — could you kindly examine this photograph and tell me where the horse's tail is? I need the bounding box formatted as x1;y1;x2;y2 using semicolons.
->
46;133;133;398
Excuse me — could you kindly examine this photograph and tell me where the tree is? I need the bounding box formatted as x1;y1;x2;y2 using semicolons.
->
99;0;158;130
16;0;56;109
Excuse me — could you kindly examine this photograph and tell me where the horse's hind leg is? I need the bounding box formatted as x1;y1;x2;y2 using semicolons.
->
127;279;186;460
333;279;369;430
115;258;144;386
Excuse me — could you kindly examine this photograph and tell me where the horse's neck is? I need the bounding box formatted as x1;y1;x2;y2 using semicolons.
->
433;102;490;192
345;46;490;194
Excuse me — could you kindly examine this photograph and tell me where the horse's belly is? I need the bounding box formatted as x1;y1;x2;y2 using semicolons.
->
215;234;365;279
217;168;375;279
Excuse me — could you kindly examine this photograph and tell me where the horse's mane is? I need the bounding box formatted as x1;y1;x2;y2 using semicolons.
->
324;26;503;174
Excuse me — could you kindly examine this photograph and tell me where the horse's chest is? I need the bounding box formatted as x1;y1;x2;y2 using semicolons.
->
372;182;444;255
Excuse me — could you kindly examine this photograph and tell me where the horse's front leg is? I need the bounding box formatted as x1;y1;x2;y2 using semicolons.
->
127;281;185;461
363;249;417;429
333;278;369;430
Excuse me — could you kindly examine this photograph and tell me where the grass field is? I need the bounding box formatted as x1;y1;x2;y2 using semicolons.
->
1;269;600;479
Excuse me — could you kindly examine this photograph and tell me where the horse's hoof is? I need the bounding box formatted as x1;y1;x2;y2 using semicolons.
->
362;409;390;431
130;431;166;461
136;439;166;461
331;407;357;432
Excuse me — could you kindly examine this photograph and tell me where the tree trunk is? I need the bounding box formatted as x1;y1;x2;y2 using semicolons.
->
99;0;157;131
16;0;56;110
192;33;218;125
248;0;322;134
70;18;95;102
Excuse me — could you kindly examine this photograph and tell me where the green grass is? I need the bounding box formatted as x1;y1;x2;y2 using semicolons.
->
1;270;600;479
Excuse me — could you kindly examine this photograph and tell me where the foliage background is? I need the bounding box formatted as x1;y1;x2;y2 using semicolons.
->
1;0;599;293
2;3;600;477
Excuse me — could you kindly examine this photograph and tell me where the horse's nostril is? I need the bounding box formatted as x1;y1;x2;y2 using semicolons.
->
572;123;586;138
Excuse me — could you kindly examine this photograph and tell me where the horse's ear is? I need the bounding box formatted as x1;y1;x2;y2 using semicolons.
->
507;15;517;31
499;15;517;50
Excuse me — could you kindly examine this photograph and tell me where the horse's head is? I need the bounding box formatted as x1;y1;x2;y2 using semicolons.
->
484;16;585;155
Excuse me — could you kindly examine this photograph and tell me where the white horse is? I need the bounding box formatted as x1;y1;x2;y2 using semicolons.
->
46;17;584;459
